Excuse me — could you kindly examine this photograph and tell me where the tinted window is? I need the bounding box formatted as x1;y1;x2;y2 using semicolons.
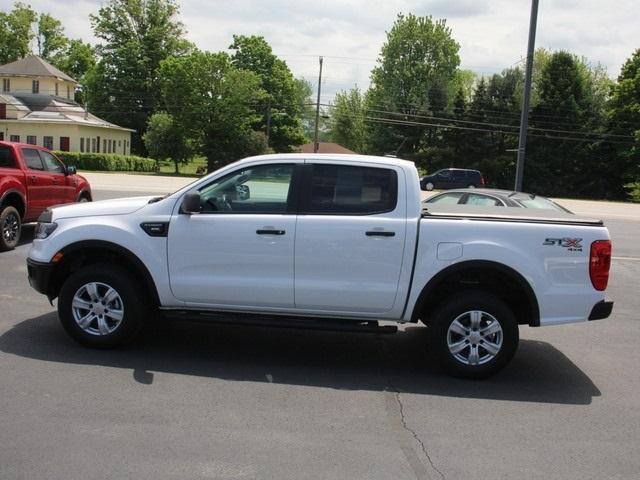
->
307;164;397;215
198;163;294;214
516;196;568;212
427;192;464;205
0;145;16;168
465;193;501;206
22;148;44;171
40;151;65;173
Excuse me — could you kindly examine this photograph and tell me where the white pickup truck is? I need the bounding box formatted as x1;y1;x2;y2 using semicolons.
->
26;154;613;378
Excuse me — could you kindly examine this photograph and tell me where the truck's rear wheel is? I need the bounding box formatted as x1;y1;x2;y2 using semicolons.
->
429;292;519;379
58;264;146;348
0;206;21;251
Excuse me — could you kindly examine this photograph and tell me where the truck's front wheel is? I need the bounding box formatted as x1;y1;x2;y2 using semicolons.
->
429;292;519;379
58;264;146;348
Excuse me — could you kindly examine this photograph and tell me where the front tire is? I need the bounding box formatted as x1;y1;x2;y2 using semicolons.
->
428;292;519;379
425;182;435;191
0;206;21;251
58;264;147;348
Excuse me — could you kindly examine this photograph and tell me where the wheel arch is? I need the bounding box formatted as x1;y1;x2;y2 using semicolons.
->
49;240;160;307
1;189;26;219
77;189;92;202
411;260;540;327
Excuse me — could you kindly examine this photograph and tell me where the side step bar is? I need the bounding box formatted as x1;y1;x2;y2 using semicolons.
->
162;310;398;334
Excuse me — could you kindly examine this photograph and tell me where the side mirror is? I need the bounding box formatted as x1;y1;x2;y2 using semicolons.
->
236;184;250;201
66;165;77;175
181;191;201;214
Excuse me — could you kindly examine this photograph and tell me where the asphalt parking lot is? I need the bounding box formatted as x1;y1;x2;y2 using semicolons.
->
1;174;640;480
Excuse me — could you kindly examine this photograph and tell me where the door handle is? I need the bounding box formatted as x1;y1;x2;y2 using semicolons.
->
30;175;37;183
256;229;286;235
366;231;395;237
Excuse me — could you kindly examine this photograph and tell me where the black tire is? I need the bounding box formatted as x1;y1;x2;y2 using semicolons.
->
58;264;147;348
0;206;21;251
428;292;519;379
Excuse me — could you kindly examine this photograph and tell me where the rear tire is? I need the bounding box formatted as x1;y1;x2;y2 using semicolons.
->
58;264;147;348
428;292;519;379
0;206;21;251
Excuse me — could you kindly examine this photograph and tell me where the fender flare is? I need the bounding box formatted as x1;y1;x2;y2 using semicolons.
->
57;239;160;306
0;188;27;218
411;260;540;326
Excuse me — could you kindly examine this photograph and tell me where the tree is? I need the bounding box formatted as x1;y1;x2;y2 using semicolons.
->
36;13;68;61
85;0;193;154
143;112;192;173
608;49;640;196
51;39;96;93
229;35;307;152
366;14;461;158
158;50;267;170
330;87;366;153
0;3;37;64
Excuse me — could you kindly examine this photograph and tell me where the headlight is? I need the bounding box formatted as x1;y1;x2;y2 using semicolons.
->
35;222;58;239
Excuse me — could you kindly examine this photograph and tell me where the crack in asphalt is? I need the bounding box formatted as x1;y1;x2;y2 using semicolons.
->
392;387;446;480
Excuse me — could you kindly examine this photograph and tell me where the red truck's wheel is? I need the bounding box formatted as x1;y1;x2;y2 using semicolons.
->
429;292;519;379
0;206;21;251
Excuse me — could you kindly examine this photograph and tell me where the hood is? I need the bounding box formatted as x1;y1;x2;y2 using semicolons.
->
49;196;157;220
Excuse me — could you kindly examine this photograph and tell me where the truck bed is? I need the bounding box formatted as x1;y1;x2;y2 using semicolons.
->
421;204;604;226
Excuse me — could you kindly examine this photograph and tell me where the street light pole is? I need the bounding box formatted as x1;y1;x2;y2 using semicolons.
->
514;0;539;191
313;56;323;153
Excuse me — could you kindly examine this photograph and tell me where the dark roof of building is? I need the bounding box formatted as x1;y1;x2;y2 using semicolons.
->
298;142;356;154
0;55;77;84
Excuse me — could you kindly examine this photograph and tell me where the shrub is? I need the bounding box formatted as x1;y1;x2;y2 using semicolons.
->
626;182;640;203
52;151;157;172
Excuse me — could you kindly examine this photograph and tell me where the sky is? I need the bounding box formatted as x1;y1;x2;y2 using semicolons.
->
4;0;638;104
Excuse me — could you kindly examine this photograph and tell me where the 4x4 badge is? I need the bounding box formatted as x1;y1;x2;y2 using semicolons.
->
543;237;583;251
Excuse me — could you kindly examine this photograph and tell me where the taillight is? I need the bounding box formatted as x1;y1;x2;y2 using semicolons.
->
589;240;611;291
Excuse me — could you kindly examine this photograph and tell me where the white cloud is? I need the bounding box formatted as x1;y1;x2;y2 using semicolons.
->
11;0;639;101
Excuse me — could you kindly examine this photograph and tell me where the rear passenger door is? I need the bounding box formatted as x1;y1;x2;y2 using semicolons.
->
294;162;407;315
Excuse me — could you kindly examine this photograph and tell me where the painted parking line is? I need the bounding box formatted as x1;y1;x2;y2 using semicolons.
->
612;256;640;262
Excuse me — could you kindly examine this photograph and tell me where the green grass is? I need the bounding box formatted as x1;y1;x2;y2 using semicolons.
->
156;157;208;176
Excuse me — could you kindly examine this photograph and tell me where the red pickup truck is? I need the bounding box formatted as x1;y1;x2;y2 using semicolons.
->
0;141;92;251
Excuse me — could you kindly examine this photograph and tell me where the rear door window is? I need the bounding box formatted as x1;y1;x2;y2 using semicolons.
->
22;148;44;171
0;145;16;168
465;193;502;206
305;164;397;215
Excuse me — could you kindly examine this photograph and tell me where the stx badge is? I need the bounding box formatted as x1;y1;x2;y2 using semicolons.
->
543;237;583;251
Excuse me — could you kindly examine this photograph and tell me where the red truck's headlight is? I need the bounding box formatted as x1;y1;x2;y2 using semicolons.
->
590;240;611;291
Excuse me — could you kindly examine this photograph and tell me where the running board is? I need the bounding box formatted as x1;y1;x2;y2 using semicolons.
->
162;310;398;334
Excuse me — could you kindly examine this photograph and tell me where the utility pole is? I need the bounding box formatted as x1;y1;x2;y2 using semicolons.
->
313;56;323;153
265;99;272;145
514;0;539;191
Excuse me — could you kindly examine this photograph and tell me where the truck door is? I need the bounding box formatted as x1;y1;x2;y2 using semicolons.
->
294;162;407;314
168;162;300;309
20;147;53;219
39;150;75;203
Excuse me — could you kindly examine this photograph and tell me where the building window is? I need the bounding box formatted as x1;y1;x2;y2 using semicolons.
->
80;138;84;152
96;136;100;153
26;135;37;145
92;138;96;153
32;80;39;94
0;103;6;119
103;139;106;153
43;136;54;150
55;83;59;96
118;140;122;147
67;85;70;98
10;135;20;142
0;132;4;141
86;138;90;152
60;137;70;152
2;79;9;92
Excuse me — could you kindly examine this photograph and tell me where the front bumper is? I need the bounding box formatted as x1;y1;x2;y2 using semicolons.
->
588;300;614;320
26;258;55;297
